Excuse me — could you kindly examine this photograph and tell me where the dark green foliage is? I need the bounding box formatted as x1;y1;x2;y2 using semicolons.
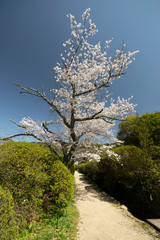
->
78;146;160;219
0;186;19;240
69;162;76;174
142;112;160;146
108;146;160;219
97;152;120;195
116;112;160;218
113;146;155;192
117;115;139;146
0;142;74;237
149;145;160;164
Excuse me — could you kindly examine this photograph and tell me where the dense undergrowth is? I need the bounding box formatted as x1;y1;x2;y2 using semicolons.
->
0;142;77;240
77;145;160;220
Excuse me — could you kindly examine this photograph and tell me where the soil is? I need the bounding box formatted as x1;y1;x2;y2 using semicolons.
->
74;171;158;240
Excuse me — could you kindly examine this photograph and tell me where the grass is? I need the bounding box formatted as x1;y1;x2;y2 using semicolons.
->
18;201;79;240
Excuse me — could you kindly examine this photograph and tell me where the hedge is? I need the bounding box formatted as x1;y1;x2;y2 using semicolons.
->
113;146;160;219
0;142;74;238
0;186;18;240
78;145;160;219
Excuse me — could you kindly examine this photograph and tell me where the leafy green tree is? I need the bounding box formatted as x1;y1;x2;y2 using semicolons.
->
117;112;160;151
117;115;139;146
142;112;160;146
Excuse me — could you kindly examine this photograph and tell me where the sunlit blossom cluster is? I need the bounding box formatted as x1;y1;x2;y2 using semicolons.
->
19;117;57;144
75;144;121;163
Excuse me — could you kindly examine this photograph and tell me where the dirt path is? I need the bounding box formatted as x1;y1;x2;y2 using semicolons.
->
74;171;157;240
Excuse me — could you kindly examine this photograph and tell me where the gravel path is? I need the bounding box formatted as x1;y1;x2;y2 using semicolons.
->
74;171;157;240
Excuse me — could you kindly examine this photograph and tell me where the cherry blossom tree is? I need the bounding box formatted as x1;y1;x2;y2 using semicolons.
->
2;9;139;168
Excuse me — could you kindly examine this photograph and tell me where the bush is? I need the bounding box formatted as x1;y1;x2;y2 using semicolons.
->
113;146;160;219
77;160;98;181
0;186;18;240
97;152;120;195
0;142;55;225
77;161;89;175
43;160;74;211
0;142;74;234
79;145;160;219
150;145;160;164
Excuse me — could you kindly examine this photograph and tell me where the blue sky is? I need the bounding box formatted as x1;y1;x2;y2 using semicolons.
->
0;0;160;139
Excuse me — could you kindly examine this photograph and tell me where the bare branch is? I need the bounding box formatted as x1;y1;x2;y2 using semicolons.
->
42;122;55;135
13;82;70;128
10;119;26;129
41;83;45;96
1;133;34;141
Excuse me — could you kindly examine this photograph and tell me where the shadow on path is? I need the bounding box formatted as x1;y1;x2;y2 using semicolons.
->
75;172;119;205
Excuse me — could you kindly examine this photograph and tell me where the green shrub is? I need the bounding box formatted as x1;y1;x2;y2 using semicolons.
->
77;161;89;174
77;160;98;181
113;146;156;190
150;145;160;165
0;142;74;233
43;160;74;211
113;146;160;219
80;146;160;219
97;152;120;195
0;186;18;240
69;162;76;174
0;142;54;224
